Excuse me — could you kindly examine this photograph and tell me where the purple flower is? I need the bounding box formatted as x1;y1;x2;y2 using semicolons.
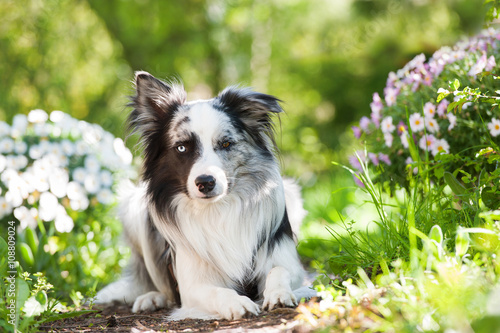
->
370;93;383;114
348;154;363;171
368;152;379;166
352;126;362;139
359;116;371;130
353;173;365;188
378;153;391;165
437;99;449;117
384;87;399;107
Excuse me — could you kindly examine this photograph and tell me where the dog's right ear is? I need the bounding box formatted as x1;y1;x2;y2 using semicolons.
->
128;71;187;138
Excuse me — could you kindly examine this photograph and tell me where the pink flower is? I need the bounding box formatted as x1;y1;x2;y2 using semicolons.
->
447;113;457;131
381;116;396;134
423;102;437;118
424;117;439;134
352;126;362;139
400;132;409;149
368;152;379;166
397;121;408;135
359;116;371;130
486;55;496;72
488;118;500;137
378;153;391;165
348;153;365;171
419;134;436;151
384;132;393;148
437;100;449;116
370;93;383;114
409;113;425;132
353;174;365;188
384;87;399;107
432;139;450;156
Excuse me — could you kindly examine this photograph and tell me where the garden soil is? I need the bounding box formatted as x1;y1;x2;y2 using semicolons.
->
39;303;315;333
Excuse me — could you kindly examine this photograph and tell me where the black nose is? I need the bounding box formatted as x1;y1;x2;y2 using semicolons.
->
195;175;216;194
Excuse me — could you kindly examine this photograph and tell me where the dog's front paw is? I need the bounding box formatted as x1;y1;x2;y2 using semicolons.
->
132;291;167;313
262;288;297;311
217;295;260;320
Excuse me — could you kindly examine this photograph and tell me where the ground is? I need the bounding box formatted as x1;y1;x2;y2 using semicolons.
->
39;303;314;333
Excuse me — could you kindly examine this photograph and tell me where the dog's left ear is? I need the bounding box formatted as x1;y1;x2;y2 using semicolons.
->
216;87;283;133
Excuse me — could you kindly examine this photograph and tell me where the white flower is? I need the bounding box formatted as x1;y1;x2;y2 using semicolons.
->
384;132;393;148
14;206;37;230
424;117;439;134
381;116;396;134
447;113;457;131
49;110;66;123
0;155;6;172
400;132;409;149
54;205;74;233
0;197;13;218
84;173;101;194
488;118;500;137
84;155;101;173
28;109;49;123
423;102;437;118
97;188;114;205
100;170;113;188
0;121;10;136
409;113;425;132
432;139;450;156
29;144;44;160
60;139;75;156
11;114;28;138
419;134;436;151
67;181;89;211
0;138;14;153
49;168;69;198
14;141;28;154
72;167;87;184
39;192;59;221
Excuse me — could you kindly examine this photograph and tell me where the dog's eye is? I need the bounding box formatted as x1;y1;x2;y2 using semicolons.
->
176;145;187;153
221;141;232;149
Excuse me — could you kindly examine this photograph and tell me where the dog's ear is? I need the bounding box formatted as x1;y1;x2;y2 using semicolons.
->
216;87;283;153
216;87;283;131
128;71;186;137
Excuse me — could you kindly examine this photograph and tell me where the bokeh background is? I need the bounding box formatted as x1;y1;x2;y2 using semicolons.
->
0;0;487;265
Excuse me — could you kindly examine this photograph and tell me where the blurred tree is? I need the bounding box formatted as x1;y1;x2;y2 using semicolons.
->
0;0;130;135
1;0;486;182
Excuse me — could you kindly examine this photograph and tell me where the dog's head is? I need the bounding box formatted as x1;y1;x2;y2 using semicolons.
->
128;71;283;205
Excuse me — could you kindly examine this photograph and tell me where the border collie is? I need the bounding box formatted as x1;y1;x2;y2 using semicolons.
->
95;71;313;320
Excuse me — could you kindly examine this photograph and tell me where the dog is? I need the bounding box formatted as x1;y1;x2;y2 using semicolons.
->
95;71;313;320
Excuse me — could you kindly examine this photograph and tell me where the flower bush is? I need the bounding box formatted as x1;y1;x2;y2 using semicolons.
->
351;28;500;200
0;109;133;296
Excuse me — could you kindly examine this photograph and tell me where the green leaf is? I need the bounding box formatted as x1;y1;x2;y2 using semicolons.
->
19;243;34;267
16;278;30;325
444;172;467;196
35;290;48;306
41;309;98;324
429;225;443;245
452;79;460;90
25;228;39;257
455;229;470;257
482;187;500;209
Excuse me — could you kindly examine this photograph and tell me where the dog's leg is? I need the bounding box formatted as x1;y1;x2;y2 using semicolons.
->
95;253;155;306
169;247;260;320
262;266;297;310
261;236;305;310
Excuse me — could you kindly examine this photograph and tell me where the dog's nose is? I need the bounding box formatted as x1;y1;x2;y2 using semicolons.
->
195;175;216;194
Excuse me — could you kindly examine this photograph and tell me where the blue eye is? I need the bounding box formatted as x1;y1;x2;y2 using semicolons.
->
177;145;186;153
